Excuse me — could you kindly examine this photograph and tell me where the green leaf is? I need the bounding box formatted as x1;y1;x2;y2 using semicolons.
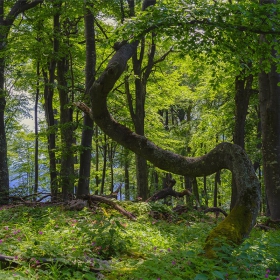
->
212;270;225;280
194;274;208;280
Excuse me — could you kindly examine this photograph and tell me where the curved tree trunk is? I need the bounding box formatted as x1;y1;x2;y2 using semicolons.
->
85;41;261;257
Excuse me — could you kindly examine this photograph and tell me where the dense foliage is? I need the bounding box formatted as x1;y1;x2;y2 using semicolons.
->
0;0;280;278
0;204;279;280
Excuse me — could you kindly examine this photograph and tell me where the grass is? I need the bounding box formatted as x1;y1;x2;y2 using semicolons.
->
0;202;279;279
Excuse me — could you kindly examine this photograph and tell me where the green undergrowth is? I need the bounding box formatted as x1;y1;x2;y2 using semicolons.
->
0;202;279;279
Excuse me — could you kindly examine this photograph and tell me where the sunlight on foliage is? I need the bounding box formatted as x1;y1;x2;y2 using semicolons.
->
0;204;279;279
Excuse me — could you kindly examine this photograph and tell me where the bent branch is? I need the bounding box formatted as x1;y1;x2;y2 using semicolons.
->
88;42;261;257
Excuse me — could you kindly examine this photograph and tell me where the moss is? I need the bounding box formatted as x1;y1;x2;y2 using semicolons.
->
204;205;252;258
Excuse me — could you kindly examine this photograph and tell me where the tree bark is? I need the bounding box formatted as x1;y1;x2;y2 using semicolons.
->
42;4;61;201
77;2;96;197
123;148;130;200
100;134;107;195
259;66;280;220
231;74;253;209
86;41;260;256
258;0;280;221
57;57;75;200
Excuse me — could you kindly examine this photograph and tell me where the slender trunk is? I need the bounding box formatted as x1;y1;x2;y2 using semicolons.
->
184;175;192;206
43;70;57;200
77;2;96;197
95;125;99;194
124;150;130;200
203;175;208;206
214;170;221;207
109;143;115;193
100;134;107;195
0;57;9;204
34;61;39;197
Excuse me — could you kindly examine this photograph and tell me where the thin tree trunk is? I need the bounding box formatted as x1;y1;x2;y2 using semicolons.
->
184;175;192;206
43;69;58;200
214;170;221;207
203;175;208;206
95;125;99;194
108;142;116;193
0;56;9;204
124;149;130;200
100;134;107;195
34;61;39;197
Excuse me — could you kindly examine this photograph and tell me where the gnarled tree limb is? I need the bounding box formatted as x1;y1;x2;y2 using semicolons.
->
83;41;261;257
82;194;136;221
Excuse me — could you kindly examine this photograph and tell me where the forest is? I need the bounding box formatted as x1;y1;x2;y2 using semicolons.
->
0;0;280;279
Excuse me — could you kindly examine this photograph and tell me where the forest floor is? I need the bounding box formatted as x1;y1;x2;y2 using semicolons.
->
0;201;279;280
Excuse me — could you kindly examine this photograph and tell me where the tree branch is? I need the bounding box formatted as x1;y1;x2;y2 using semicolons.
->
6;0;43;26
88;41;261;257
83;194;137;221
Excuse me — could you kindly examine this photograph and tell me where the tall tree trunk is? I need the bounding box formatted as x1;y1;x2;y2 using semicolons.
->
42;5;60;200
231;74;253;209
132;47;149;200
259;66;280;220
57;57;74;200
259;0;280;221
43;69;58;200
0;3;8;200
0;56;9;204
34;61;39;197
77;2;96;197
124;0;156;200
